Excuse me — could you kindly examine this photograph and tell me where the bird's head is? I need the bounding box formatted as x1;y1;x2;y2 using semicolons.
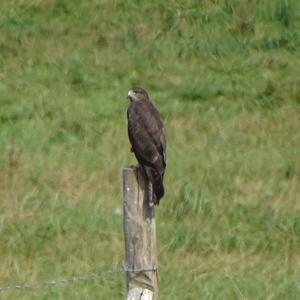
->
127;87;149;102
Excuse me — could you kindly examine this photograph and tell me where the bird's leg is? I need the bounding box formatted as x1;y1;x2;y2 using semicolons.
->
148;180;154;208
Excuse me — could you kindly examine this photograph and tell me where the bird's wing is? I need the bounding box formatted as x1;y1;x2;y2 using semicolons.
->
159;126;166;168
127;101;166;171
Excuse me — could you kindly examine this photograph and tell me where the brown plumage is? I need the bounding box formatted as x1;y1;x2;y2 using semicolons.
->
127;87;166;206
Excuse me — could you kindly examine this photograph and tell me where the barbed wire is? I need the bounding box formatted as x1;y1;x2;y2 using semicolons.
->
0;266;157;293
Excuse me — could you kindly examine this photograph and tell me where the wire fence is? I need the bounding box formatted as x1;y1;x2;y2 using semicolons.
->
0;266;157;293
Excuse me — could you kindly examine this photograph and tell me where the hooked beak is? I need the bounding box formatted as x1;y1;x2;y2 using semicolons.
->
127;90;134;102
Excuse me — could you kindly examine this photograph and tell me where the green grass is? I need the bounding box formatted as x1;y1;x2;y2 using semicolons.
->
0;0;300;299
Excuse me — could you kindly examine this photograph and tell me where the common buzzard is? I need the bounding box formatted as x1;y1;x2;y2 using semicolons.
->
127;87;166;206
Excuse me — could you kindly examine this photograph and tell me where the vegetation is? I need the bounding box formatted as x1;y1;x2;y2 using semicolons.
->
0;0;299;299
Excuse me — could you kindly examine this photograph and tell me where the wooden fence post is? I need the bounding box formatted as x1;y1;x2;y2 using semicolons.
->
123;166;158;300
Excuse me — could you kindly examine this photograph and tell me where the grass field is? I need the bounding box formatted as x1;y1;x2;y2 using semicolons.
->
0;0;300;299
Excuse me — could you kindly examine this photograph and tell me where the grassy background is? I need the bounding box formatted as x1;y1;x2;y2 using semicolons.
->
0;0;300;299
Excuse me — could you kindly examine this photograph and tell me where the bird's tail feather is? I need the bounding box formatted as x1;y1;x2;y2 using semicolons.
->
155;178;164;202
146;169;164;205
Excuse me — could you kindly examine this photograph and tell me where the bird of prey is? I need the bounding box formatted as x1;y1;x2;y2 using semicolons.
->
127;87;166;206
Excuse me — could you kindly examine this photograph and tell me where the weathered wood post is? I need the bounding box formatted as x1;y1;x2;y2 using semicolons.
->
123;166;158;300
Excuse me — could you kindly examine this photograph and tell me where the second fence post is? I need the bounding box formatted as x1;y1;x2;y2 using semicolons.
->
123;166;158;300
